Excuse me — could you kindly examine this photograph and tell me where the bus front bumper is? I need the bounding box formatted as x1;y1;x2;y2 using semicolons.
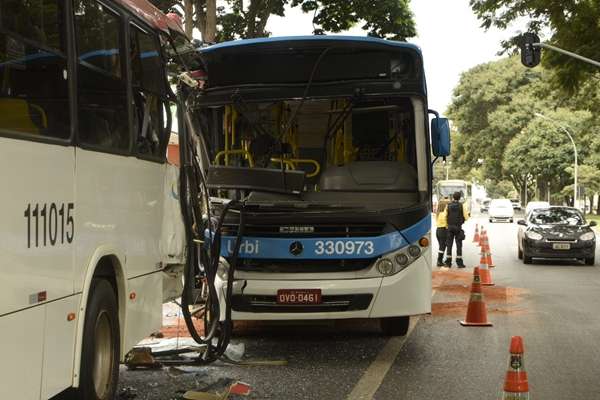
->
216;256;432;321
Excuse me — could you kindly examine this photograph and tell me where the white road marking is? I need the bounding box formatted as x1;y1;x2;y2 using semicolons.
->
346;316;421;400
346;289;438;400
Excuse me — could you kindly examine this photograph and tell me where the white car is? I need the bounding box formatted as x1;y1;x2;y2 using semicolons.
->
525;201;550;216
489;199;515;222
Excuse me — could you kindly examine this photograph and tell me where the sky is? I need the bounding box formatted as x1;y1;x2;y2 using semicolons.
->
266;0;523;114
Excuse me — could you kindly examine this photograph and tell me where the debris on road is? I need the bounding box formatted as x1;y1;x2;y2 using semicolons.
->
125;347;162;370
182;381;252;400
432;269;528;317
118;387;138;399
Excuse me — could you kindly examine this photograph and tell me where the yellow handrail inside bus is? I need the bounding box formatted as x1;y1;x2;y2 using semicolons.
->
215;149;255;167
271;157;321;178
271;158;296;170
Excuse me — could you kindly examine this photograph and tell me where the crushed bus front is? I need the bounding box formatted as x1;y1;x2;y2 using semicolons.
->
190;36;437;334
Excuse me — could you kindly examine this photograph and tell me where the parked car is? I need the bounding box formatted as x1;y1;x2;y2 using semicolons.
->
517;207;596;265
480;198;491;213
525;201;550;216
489;199;514;222
510;199;522;210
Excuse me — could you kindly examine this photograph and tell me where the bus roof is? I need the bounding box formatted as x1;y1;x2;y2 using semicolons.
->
202;35;422;54
115;0;184;35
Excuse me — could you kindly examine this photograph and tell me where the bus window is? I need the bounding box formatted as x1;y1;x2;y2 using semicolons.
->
130;25;168;158
74;0;129;151
0;0;70;140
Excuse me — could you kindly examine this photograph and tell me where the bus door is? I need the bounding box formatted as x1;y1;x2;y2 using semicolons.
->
0;1;77;398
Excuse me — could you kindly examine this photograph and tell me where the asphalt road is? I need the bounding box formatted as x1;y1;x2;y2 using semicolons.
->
119;214;600;400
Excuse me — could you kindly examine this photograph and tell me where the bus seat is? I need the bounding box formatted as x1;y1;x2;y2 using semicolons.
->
0;98;45;134
319;161;417;192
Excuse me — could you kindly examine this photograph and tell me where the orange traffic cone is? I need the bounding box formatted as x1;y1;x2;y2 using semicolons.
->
479;253;494;286
479;228;486;248
502;336;530;399
473;224;480;243
460;267;493;327
484;235;495;268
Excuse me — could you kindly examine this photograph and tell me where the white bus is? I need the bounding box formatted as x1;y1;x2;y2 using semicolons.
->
181;36;451;339
0;1;187;399
435;179;472;212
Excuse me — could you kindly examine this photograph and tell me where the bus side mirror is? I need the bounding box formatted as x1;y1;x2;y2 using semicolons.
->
431;117;451;157
520;32;541;68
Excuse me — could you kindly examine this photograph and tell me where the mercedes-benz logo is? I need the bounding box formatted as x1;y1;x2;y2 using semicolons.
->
289;241;303;256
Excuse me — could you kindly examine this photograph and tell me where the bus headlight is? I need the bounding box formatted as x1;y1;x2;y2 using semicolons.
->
376;259;395;275
408;245;421;258
394;253;410;267
376;237;429;277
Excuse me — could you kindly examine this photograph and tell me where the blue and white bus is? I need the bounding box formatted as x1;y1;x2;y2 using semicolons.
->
186;36;450;336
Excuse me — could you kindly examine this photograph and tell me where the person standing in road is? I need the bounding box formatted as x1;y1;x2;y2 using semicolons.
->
435;196;450;267
441;191;469;268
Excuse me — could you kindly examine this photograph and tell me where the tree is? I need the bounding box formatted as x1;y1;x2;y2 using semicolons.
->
502;108;593;205
562;165;600;214
152;0;416;43
486;180;515;199
448;55;600;204
447;57;547;185
151;0;217;42
469;0;600;91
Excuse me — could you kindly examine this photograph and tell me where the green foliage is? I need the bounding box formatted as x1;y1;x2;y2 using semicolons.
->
486;180;515;199
469;0;600;91
448;56;600;203
151;0;416;42
502;108;593;199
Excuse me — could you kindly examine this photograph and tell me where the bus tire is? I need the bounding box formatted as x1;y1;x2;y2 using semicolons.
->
74;279;120;400
380;316;410;336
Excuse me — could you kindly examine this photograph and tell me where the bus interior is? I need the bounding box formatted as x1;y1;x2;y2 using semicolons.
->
197;96;421;210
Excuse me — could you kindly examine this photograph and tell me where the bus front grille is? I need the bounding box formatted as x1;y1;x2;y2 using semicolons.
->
235;258;375;273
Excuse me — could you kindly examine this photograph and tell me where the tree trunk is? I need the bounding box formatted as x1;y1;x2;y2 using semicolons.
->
184;0;194;39
204;0;216;43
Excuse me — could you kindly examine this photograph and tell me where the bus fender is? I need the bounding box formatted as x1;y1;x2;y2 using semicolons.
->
71;246;127;388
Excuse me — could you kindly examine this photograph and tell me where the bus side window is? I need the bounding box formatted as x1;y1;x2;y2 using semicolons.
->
74;0;129;152
130;25;168;160
0;0;70;140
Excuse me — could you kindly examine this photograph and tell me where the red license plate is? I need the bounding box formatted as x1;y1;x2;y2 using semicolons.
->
276;289;322;305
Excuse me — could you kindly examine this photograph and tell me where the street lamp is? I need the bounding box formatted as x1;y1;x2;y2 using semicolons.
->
534;112;578;208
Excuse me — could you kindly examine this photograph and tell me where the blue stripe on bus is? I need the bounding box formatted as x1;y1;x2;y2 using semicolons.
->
216;215;431;260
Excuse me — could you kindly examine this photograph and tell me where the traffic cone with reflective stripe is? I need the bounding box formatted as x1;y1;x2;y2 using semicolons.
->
485;235;496;268
502;336;530;399
479;228;486;248
473;224;480;243
479;253;495;286
460;267;493;326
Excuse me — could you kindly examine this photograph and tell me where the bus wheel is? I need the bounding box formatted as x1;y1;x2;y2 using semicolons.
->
76;279;120;400
380;316;410;336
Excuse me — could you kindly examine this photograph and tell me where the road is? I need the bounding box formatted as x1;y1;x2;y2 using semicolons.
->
119;214;600;399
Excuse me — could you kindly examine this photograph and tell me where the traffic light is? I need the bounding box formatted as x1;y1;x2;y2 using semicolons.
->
520;32;541;68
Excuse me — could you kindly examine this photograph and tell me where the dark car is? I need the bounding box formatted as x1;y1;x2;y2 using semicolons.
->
517;207;596;265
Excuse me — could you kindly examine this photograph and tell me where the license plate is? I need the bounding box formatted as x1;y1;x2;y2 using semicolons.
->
553;243;571;250
276;289;322;305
